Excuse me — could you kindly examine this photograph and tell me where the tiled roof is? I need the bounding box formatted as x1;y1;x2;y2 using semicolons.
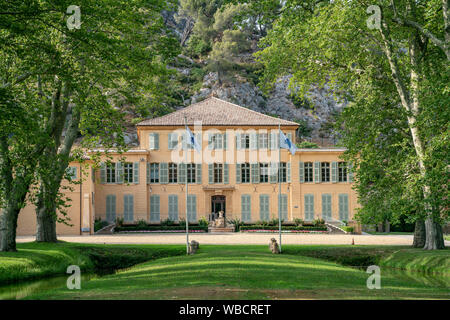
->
137;97;299;127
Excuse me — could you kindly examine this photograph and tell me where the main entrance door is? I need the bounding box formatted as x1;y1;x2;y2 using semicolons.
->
211;195;226;220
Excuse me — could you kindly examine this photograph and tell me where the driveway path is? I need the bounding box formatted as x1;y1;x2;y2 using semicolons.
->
16;233;445;246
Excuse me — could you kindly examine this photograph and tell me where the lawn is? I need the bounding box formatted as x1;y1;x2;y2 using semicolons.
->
11;244;448;300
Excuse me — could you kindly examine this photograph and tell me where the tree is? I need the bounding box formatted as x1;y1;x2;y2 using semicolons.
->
0;0;179;249
257;0;448;249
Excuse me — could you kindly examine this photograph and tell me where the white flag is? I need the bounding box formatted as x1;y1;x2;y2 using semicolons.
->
186;126;201;153
279;131;297;155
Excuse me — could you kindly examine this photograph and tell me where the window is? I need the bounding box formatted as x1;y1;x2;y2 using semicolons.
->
258;133;268;149
259;163;269;183
150;163;159;183
321;162;330;182
149;133;159;150
66;166;77;180
305;162;313;182
338;162;348;182
106;163;116;183
304;194;314;221
150;195;160;222
123;163;133;183
278;162;287;183
279;194;288;220
169;163;177;183
106;195;116;222
322;194;332;221
187;195;197;222
259;194;270;221
241;195;251;222
168;195;178;221
241;163;250;183
187;163;196;183
168;133;178;150
123;194;134;222
339;194;349;221
240;134;250;149
214;163;223;183
209;133;223;149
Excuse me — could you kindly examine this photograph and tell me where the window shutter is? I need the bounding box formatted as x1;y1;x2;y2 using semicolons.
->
236;133;241;150
299;162;305;183
208;164;213;184
129;195;134;221
132;162;139;184
331;161;337;183
168;133;178;150
100;162;106;183
196;164;202;184
208;134;213;150
287;162;291;182
348;163;354;182
169;195;178;221
250;133;258;150
241;195;251;222
196;133;202;149
223;163;229;184
269;162;277;183
338;194;343;221
236;164;241;184
251;163;259;183
223;133;228;150
146;163;150;184
179;163;186;184
116;162;123;184
270;132;276;150
154;133;159;150
150;195;160;222
314;161;320;183
181;132;187;150
160;163;168;184
279;194;288;220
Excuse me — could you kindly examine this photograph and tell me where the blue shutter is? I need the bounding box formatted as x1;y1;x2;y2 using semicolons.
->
348;163;354;182
314;161;320;183
241;195;251;222
168;195;178;221
146;163;150;184
236;133;241;150
304;194;314;221
331;161;337;183
269;162;277;183
250;132;258;150
279;194;288;220
322;194;331;221
196;164;202;184
160;163;168;184
150;195;160;222
133;162;139;184
187;195;196;222
287;162;291;183
179;163;186;184
208;134;213;150
100;163;106;183
208;164;213;184
236;164;241;184
115;162;123;184
251;163;259;183
154;133;159;150
299;162;305;183
223;133;228;150
224;163;229;184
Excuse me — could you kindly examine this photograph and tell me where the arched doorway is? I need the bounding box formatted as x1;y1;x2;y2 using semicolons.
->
211;195;226;220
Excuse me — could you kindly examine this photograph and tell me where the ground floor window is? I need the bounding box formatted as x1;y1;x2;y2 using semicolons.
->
168;195;178;221
187;195;197;222
322;194;332;221
123;194;134;222
339;194;349;221
150;195;160;222
106;194;116;222
259;194;269;221
241;194;251;222
279;194;288;220
304;194;314;221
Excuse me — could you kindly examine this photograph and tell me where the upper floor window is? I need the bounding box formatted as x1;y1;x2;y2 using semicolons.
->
187;163;196;183
123;163;133;183
278;162;287;183
168;133;178;150
259;163;269;183
321;162;330;182
241;163;250;183
209;133;224;150
150;163;159;183
214;163;223;183
106;163;116;183
169;163;177;183
258;133;269;149
338;162;348;182
305;162;313;182
149;133;159;150
66;166;77;180
240;134;250;149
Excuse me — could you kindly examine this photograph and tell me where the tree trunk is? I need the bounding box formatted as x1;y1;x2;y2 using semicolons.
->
35;206;57;242
0;206;19;252
412;219;426;248
424;218;445;250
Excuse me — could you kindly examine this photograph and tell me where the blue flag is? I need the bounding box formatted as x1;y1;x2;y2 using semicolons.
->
186;126;201;153
279;130;297;155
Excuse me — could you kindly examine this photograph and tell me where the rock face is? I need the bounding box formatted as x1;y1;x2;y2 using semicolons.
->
191;73;345;140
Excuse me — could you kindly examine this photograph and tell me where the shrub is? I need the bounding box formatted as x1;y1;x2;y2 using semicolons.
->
114;225;208;233
342;226;354;233
294;218;304;226
227;218;244;232
161;218;175;226
94;219;109;232
296;141;319;149
115;217;124;227
178;219;187;228
137;219;148;228
313;218;325;226
239;225;327;232
198;217;209;227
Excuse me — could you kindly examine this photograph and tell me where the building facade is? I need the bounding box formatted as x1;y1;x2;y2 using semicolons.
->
17;97;358;236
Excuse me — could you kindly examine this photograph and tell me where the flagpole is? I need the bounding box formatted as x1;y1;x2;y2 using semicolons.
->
278;124;282;253
184;116;189;255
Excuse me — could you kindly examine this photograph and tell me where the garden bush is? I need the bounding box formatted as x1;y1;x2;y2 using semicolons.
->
240;225;327;232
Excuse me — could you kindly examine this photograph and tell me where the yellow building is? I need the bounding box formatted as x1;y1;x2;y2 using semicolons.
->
17;97;359;236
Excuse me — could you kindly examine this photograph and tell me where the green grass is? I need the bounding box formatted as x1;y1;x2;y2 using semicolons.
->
0;242;185;284
19;244;449;300
366;232;414;235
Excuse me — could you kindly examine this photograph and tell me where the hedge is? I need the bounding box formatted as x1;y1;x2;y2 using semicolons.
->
114;225;209;233
240;225;327;232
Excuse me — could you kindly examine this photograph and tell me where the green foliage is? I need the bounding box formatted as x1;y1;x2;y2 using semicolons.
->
227;218;244;232
161;218;175;226
114;225;208;232
198;216;209;227
239;225;327;231
294;218;304;226
296;141;319;149
341;226;354;233
94;219;109;232
183;34;212;58
115;217;124;228
312;218;325;227
137;219;148;228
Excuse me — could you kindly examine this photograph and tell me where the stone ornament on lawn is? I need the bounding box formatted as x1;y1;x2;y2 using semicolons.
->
269;238;280;254
189;240;199;254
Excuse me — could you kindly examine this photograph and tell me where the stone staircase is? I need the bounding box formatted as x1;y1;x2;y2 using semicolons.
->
208;226;235;233
325;221;347;234
95;223;115;235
